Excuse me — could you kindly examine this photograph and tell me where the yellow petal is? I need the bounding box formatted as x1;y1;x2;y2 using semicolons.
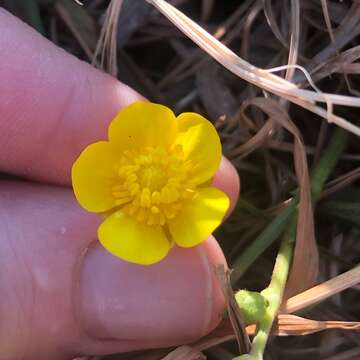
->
108;101;177;151
98;211;170;265
72;141;117;213
168;187;229;248
175;112;222;184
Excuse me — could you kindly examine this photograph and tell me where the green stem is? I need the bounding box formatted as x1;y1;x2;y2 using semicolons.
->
231;199;297;283
310;127;349;202
233;128;349;360
233;218;296;360
231;128;349;284
249;217;296;360
238;198;271;220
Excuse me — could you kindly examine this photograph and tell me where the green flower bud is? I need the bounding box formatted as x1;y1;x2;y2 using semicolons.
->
235;289;269;325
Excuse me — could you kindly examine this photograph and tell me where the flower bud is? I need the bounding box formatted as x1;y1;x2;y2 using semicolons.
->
235;289;269;325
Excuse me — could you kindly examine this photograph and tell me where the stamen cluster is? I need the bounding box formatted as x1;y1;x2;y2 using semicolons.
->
112;146;196;226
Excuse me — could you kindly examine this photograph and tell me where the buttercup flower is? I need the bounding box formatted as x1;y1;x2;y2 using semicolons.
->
72;101;229;265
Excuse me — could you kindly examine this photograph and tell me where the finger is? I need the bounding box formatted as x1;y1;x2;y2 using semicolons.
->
0;182;227;359
0;8;141;184
0;8;239;205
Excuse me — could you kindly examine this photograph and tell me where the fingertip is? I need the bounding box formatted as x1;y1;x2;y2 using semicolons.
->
0;185;228;358
78;236;227;353
213;157;240;216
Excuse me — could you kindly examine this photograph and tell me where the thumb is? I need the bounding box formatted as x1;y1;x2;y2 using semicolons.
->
0;172;237;359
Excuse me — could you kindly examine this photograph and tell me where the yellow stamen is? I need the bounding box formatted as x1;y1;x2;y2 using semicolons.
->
140;188;151;207
112;145;198;226
152;191;160;204
151;206;160;214
115;197;133;206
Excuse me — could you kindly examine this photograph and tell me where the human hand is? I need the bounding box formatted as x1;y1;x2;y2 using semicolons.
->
0;8;239;360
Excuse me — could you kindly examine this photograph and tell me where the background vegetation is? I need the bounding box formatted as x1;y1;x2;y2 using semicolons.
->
1;0;359;359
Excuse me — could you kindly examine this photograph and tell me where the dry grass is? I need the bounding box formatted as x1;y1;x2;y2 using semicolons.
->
3;0;359;359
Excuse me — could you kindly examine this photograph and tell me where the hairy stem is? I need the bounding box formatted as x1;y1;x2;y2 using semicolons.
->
233;128;349;360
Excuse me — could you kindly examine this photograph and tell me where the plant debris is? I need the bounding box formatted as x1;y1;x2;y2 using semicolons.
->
3;0;359;359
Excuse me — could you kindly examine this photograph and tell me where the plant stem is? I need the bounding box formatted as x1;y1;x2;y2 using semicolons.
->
231;199;297;283
233;128;349;360
233;217;296;360
248;217;296;360
231;128;349;284
310;127;349;202
238;198;271;220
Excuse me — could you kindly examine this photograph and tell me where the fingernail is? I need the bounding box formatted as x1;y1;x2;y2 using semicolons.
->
78;237;225;346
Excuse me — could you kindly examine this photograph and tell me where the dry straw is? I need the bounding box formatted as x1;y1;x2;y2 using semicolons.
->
92;0;123;76
146;0;360;137
161;266;360;359
87;1;360;358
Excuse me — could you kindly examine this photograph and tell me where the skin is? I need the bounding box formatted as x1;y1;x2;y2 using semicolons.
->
0;8;240;360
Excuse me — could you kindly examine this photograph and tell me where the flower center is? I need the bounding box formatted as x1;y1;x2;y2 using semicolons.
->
111;146;196;226
138;167;167;190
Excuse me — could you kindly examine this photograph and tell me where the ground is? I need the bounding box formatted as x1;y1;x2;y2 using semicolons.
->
1;0;359;359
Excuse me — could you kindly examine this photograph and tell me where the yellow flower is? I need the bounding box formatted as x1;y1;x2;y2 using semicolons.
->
72;101;229;265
